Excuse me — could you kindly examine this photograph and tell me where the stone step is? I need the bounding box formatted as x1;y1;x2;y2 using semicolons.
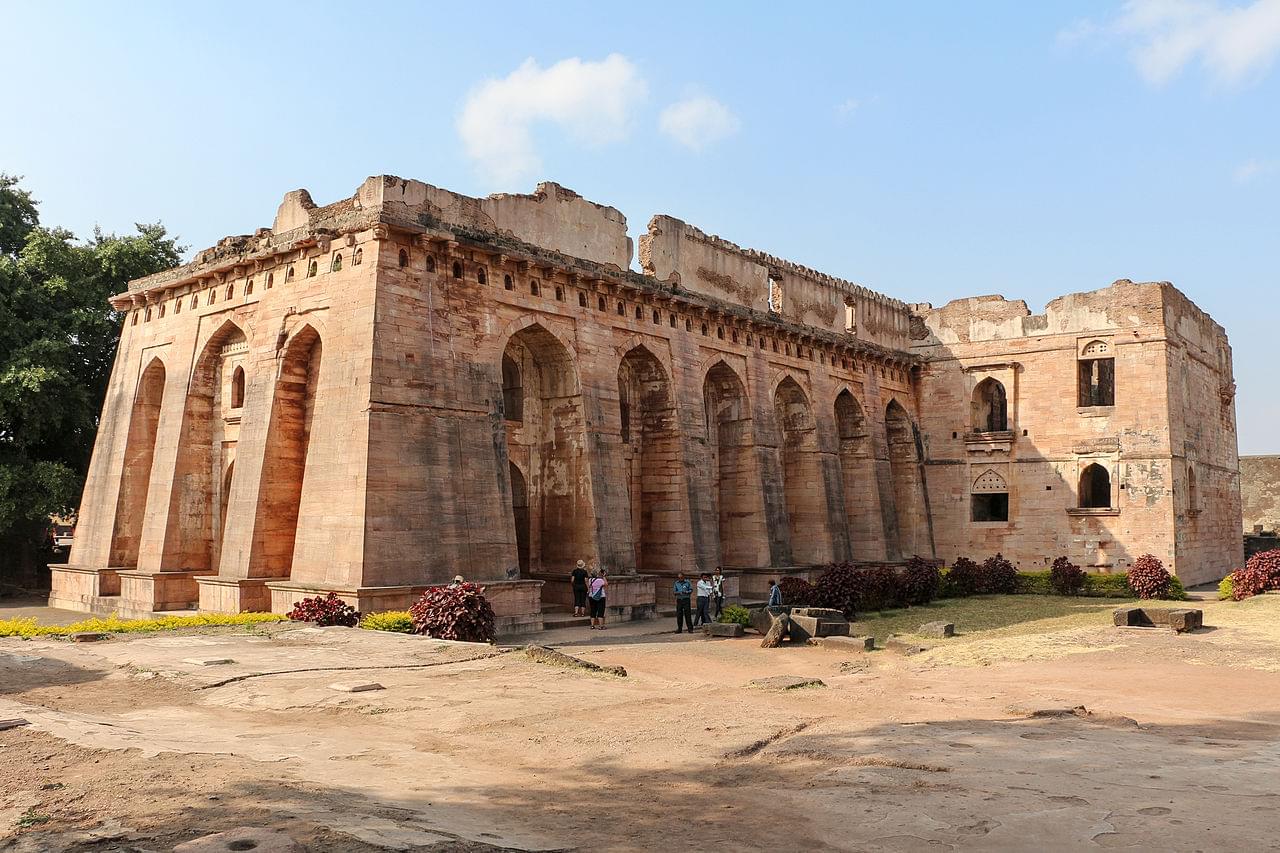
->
540;613;592;629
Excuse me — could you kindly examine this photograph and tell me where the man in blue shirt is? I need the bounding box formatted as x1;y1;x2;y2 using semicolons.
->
768;579;782;607
673;573;694;633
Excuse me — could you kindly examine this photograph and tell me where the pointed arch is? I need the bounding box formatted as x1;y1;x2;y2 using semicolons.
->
501;321;594;574
510;461;530;575
618;343;684;573
972;377;1008;433
883;399;927;560
248;324;323;580
109;357;167;567
1079;463;1111;509
162;320;247;571
835;389;883;559
773;376;832;564
703;359;768;568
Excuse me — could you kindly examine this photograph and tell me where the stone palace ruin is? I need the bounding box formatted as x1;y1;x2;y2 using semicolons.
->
49;176;1243;630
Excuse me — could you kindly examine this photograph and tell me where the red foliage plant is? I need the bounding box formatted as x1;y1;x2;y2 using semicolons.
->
1127;554;1171;600
901;556;943;605
409;581;496;643
1049;556;1086;596
286;592;360;627
944;557;982;597
1231;548;1280;600
778;576;816;607
981;553;1019;594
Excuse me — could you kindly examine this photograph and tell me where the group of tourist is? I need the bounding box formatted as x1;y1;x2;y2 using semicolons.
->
569;562;732;633
671;569;727;633
569;560;609;629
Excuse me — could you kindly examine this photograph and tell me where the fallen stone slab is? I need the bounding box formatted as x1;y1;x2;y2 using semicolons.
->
1113;607;1203;632
524;644;627;677
328;682;385;693
883;636;927;656
70;632;108;643
748;675;826;690
183;658;234;667
749;605;790;636
174;826;302;852
760;613;790;648
813;635;875;652
788;614;851;642
703;622;745;637
918;621;955;638
789;607;845;620
0;718;30;731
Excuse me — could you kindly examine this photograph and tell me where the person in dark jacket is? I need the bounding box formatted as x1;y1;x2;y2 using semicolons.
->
570;559;589;617
673;573;694;633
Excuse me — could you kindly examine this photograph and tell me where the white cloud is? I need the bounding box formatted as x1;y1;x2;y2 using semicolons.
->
1234;157;1277;181
1079;0;1280;86
658;96;740;151
835;98;861;117
456;54;647;185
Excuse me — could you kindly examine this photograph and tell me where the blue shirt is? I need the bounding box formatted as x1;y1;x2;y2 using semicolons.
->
768;585;782;606
673;579;692;599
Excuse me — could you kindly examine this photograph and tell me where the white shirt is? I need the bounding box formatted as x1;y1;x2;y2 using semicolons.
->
696;579;713;596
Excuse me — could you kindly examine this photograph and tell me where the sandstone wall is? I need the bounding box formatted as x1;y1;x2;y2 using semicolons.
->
1241;455;1280;533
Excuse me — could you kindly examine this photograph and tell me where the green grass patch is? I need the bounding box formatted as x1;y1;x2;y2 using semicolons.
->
849;594;1147;643
0;612;287;639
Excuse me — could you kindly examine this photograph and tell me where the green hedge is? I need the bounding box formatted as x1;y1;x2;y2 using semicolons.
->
1011;570;1185;600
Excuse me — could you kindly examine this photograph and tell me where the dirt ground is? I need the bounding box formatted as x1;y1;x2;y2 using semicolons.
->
4;595;1280;852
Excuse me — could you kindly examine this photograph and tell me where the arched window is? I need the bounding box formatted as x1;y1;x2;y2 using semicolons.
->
331;253;342;272
353;248;363;266
230;366;245;409
1078;340;1115;407
578;291;587;307
245;279;254;296
504;274;514;291
398;250;408;268
425;255;435;273
973;378;1008;432
530;279;540;296
1079;463;1111;508
307;260;318;277
452;261;462;280
174;298;181;315
501;353;523;422
556;286;565;301
266;273;274;289
617;301;625;316
635;305;643;320
191;294;198;309
158;303;165;318
285;265;295;282
144;307;152;322
971;469;1009;521
226;284;234;300
132;311;139;326
208;289;215;305
598;295;606;311
477;267;487;285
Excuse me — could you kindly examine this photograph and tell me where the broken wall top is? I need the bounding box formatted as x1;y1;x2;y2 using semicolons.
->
638;214;911;350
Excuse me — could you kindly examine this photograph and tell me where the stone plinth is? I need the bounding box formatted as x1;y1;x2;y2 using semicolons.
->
196;576;272;613
533;572;656;621
48;564;120;611
117;570;212;616
1113;607;1204;632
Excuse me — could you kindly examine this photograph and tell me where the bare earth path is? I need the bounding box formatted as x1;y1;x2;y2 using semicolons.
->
3;596;1280;851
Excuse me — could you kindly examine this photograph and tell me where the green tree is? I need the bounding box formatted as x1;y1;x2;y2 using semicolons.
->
0;174;182;587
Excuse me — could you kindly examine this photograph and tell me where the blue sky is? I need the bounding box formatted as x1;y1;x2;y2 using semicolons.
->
4;1;1277;452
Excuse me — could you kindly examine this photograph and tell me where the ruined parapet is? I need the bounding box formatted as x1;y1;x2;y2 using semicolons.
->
639;214;911;349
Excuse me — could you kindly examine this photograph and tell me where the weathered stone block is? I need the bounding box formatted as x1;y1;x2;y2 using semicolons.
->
918;621;955;638
747;675;826;690
814;635;875;652
883;636;927;655
703;622;745;637
328;682;385;693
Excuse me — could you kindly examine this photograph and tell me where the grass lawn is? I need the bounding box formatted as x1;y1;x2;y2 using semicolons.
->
849;594;1148;644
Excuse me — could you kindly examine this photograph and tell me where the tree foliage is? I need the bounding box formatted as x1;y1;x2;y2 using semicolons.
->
0;174;181;580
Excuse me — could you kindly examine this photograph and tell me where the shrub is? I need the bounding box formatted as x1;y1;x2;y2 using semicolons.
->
359;610;413;633
1231;549;1280;601
1217;574;1234;601
0;612;286;639
778;577;816;607
981;553;1019;594
718;605;752;627
1126;554;1171;600
901;556;942;605
286;592;360;627
812;564;864;617
943;557;982;597
1049;556;1086;596
409;582;495;643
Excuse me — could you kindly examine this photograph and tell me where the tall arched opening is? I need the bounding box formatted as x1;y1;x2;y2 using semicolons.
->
109;358;166;567
510;461;530;575
164;321;246;571
501;324;594;574
618;345;682;573
835;389;883;560
703;361;766;568
773;377;832;564
249;326;322;578
884;399;928;560
972;377;1008;433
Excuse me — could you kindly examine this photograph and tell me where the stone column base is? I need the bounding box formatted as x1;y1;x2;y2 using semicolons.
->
116;570;214;617
195;577;272;614
47;564;122;613
265;579;546;635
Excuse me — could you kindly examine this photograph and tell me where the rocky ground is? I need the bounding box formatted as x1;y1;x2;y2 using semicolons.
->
3;595;1280;851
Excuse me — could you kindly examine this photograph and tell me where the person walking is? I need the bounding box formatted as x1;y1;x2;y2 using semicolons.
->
570;559;589;617
672;573;693;633
711;567;726;619
695;572;713;627
587;568;608;629
767;579;782;607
